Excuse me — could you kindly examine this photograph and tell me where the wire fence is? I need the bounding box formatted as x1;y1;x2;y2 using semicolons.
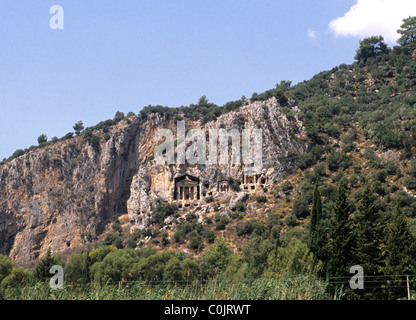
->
327;274;416;298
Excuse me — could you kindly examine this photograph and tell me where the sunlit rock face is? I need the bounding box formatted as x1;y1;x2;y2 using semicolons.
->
0;97;309;265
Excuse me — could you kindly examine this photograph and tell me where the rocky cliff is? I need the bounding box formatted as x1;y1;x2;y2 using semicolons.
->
0;97;309;265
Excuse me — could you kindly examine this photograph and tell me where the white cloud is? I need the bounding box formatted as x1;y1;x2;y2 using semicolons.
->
329;0;416;43
307;28;317;39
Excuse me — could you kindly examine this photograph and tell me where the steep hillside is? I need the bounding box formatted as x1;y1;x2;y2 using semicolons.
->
0;97;308;266
2;35;416;276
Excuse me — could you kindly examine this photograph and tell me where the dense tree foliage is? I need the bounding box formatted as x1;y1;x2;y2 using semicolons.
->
73;121;84;135
354;36;390;63
326;180;353;278
37;134;48;145
397;16;416;46
0;255;29;297
33;248;63;282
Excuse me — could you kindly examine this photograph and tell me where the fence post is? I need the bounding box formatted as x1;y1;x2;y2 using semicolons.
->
407;275;410;300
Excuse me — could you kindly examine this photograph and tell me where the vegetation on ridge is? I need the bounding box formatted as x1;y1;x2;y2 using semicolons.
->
3;17;416;300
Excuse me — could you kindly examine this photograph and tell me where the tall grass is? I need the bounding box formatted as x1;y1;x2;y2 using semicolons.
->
2;274;331;300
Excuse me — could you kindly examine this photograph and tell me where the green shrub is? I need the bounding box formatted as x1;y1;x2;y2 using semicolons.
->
112;221;122;233
374;170;388;183
297;152;316;170
266;237;322;275
327;151;352;171
188;232;204;252
103;233;124;249
236;219;266;237
314;163;327;177
285;215;298;227
11;149;25;159
152;202;178;225
234;201;246;212
280;181;293;196
256;196;268;203
160;232;169;246
0;255;30;294
90;248;138;284
174;229;186;243
390;184;399;193
202;229;216;243
385;161;400;176
82;129;100;152
215;215;229;230
375;124;400;148
292;196;309;219
64;251;91;285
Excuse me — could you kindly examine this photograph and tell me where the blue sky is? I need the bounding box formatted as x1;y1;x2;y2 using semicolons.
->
1;0;415;160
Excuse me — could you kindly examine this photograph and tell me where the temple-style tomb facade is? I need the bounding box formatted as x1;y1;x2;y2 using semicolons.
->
173;175;201;207
171;172;267;207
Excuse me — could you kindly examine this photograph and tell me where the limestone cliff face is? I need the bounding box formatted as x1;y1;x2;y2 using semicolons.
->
0;97;309;265
127;98;310;232
0;120;141;266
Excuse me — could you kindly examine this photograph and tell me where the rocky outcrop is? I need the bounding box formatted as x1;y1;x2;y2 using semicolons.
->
0;119;141;265
229;193;250;211
0;97;309;265
127;97;309;231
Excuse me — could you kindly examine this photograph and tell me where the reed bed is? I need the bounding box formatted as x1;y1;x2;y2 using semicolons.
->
2;274;331;300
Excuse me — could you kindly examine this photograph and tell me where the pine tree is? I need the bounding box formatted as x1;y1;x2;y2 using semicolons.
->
37;134;47;145
310;178;322;233
384;206;416;299
354;36;389;62
34;247;61;282
397;16;416;46
351;185;384;277
385;206;416;275
73;121;84;135
309;179;324;259
327;180;353;278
